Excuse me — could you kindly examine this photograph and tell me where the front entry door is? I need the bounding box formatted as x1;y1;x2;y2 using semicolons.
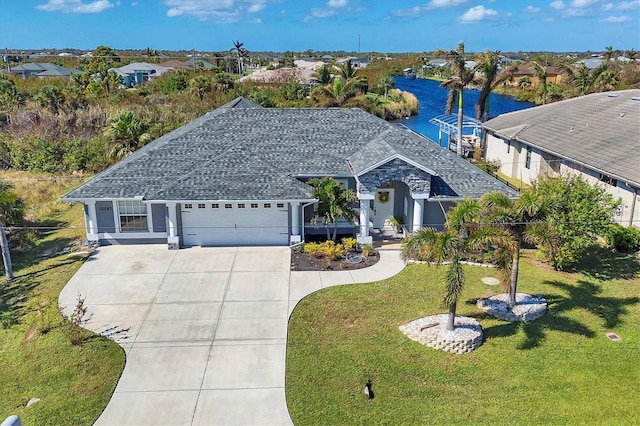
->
373;188;394;228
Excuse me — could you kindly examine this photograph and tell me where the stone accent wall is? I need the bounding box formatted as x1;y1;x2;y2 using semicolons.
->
358;159;431;196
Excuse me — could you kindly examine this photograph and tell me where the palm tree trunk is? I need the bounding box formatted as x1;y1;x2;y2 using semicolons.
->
332;220;338;241
508;240;520;307
446;301;457;331
0;221;13;281
456;91;463;156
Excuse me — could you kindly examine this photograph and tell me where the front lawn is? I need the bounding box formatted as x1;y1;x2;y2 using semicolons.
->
286;249;640;425
0;172;125;425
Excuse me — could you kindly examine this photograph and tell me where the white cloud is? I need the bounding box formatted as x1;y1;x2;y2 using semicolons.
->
526;5;541;12
36;0;114;13
304;0;350;22
550;0;565;9
427;0;470;8
391;5;427;17
603;0;640;10
458;5;497;22
571;0;598;7
600;14;631;21
163;0;273;22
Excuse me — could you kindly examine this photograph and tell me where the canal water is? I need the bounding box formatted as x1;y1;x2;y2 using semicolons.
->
393;77;535;145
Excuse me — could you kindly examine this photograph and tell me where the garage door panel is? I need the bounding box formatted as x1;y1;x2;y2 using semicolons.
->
182;203;289;247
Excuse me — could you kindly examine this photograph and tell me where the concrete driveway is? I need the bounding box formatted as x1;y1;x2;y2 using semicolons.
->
59;245;405;426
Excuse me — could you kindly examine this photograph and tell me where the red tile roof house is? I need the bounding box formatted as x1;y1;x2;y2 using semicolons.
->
62;98;517;249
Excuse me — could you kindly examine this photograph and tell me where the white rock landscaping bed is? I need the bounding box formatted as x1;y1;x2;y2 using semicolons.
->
399;314;483;354
477;292;547;322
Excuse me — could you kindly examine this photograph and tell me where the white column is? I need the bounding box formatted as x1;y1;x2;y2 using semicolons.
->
290;202;301;244
167;203;179;249
85;201;97;235
413;198;424;232
357;199;372;244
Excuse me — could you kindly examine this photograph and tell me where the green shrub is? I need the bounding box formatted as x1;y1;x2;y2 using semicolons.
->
361;243;378;257
341;237;358;252
604;224;640;254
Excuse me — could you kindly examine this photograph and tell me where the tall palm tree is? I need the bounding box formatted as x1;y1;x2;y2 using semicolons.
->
308;177;358;241
473;51;518;121
479;191;559;307
530;61;549;104
441;42;474;156
401;199;511;330
230;40;247;74
105;111;151;161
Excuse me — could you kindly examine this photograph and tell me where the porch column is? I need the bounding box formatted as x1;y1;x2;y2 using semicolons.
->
84;200;99;247
167;202;179;250
290;202;301;244
412;198;424;232
357;199;373;244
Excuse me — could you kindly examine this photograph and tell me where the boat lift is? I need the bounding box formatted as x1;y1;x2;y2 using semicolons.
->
428;113;482;156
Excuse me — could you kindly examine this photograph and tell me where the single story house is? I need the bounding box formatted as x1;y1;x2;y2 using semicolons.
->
62;97;518;249
483;89;640;227
510;64;563;86
8;62;83;79
111;62;170;88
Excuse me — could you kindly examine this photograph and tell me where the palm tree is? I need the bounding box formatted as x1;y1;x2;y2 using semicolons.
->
105;111;151;161
312;64;333;85
377;75;395;98
473;51;518;121
230;40;247;74
479;191;559;307
560;62;611;96
604;46;615;62
337;59;358;81
308;177;358;241
401;199;511;330
530;61;549;104
440;42;474;156
311;77;360;106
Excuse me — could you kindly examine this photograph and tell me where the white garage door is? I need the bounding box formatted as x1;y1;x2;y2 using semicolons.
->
181;202;289;247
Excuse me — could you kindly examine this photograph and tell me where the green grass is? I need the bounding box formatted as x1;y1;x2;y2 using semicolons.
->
0;172;125;425
286;249;640;425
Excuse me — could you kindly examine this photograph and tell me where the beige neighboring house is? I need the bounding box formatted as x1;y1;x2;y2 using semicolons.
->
483;89;640;227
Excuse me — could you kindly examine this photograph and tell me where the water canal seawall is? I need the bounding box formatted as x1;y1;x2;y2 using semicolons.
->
393;77;535;146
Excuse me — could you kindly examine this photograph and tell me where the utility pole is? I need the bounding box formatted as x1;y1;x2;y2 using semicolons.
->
0;221;13;281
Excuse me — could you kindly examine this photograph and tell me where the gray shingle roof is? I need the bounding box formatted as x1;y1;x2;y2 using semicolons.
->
63;98;517;202
483;89;640;187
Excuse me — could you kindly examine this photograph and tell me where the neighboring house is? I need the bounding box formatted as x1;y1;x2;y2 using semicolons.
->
62;97;518;249
510;64;563;86
9;62;82;79
483;89;640;227
335;57;370;68
111;62;170;88
238;67;316;84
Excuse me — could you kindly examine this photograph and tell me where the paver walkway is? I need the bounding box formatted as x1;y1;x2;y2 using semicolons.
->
59;245;405;425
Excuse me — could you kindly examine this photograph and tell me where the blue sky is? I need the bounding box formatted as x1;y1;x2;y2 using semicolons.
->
1;0;638;53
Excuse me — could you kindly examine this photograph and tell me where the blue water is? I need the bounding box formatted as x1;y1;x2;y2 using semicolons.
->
393;77;535;145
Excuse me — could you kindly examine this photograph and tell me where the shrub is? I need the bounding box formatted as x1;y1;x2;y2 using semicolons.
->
604;224;640;254
303;240;346;260
361;243;378;257
66;293;90;345
341;237;358;252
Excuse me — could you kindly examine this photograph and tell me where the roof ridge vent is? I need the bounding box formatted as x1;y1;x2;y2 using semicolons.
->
607;93;619;98
631;97;640;102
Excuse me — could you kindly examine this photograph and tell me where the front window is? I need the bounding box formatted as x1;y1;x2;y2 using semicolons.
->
118;200;148;232
525;146;532;169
